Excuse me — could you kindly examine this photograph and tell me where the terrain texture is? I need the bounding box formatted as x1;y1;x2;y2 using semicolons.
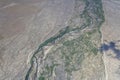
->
0;0;120;80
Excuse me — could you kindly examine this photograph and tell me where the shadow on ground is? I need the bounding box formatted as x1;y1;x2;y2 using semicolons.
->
100;41;120;59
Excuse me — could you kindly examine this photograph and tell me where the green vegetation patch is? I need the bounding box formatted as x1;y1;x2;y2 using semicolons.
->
39;76;45;80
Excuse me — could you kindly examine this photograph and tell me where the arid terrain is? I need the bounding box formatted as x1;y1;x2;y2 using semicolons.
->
101;0;120;80
0;0;120;80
